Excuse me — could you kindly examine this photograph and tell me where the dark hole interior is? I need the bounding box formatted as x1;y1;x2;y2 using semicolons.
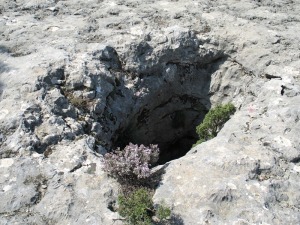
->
114;98;209;165
109;57;226;164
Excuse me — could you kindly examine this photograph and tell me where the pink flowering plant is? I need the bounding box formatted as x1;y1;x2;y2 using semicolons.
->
103;143;173;224
103;143;160;184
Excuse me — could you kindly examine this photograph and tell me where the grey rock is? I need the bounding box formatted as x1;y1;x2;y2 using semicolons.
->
0;138;120;225
44;89;76;118
83;90;96;99
0;0;300;224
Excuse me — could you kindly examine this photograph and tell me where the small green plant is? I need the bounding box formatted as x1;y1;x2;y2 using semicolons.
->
194;103;236;146
118;188;153;225
118;188;171;225
156;203;171;221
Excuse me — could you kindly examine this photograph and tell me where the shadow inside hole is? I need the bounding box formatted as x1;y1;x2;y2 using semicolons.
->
158;133;198;165
114;100;209;164
112;57;228;164
116;73;213;161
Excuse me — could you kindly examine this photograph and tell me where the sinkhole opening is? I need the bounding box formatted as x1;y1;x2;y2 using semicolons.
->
112;92;212;165
115;103;209;164
107;53;227;165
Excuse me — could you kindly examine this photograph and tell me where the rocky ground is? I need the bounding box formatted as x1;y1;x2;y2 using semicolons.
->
0;0;300;224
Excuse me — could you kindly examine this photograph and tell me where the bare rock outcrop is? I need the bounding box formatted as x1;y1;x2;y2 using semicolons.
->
0;0;299;224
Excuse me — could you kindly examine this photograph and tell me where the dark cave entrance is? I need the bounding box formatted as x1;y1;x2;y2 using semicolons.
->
113;94;210;165
115;103;207;164
109;54;227;165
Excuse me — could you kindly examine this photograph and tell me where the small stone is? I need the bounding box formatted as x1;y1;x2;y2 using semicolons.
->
47;7;57;12
152;216;160;223
82;91;95;99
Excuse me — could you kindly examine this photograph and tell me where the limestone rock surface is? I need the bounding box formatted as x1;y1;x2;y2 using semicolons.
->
0;0;300;224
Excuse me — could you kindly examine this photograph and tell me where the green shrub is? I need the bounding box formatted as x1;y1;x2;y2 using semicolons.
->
156;204;171;221
118;188;153;225
118;188;172;225
195;103;236;145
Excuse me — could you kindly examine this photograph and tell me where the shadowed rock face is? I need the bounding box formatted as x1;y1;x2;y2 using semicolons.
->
111;56;223;164
0;0;300;224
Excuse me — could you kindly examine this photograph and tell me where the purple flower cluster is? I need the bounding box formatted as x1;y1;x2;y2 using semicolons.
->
103;143;160;181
